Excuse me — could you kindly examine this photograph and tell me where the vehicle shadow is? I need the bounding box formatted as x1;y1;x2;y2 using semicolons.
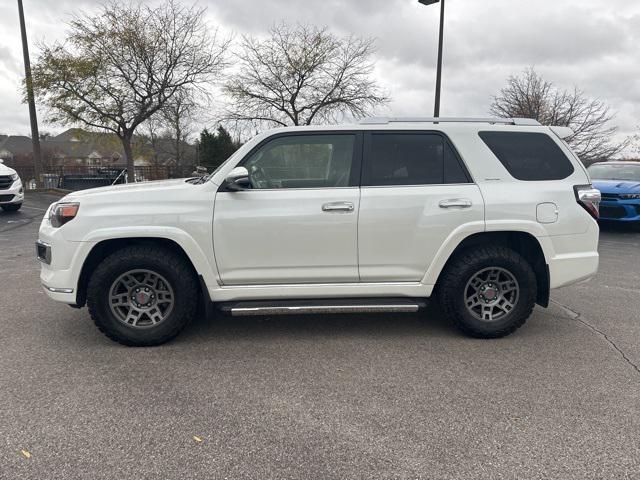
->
598;220;640;233
178;303;457;345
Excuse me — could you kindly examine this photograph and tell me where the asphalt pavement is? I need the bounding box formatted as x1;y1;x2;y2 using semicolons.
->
1;192;639;479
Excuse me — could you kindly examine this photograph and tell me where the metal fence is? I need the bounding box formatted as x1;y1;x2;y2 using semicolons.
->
11;165;197;191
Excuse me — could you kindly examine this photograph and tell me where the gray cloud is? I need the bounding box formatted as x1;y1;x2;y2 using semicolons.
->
0;0;638;148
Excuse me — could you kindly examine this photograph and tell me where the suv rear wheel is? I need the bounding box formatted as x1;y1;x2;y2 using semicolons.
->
87;245;198;346
438;246;537;338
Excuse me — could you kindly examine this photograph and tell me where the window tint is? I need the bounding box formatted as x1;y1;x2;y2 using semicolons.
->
364;133;470;186
479;132;574;181
444;142;469;183
243;135;355;189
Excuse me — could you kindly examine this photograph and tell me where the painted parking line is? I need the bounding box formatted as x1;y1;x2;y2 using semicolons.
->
20;206;47;212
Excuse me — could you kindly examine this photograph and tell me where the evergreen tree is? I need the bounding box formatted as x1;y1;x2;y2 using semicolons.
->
198;126;241;169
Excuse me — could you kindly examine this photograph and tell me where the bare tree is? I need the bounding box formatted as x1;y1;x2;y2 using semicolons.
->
160;92;197;166
490;68;627;164
31;0;228;181
140;115;165;168
224;23;388;128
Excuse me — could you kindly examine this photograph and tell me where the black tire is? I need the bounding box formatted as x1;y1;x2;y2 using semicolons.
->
437;246;537;338
87;245;199;346
1;203;22;212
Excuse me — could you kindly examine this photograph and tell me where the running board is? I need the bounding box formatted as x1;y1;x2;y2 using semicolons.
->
218;298;427;317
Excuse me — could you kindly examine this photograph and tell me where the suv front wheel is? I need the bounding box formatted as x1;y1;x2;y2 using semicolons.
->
438;246;537;338
87;245;198;346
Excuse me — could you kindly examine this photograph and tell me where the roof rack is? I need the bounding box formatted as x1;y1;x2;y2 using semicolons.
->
359;117;542;126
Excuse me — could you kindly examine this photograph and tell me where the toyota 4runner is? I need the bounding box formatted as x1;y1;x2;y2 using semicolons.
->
37;118;600;346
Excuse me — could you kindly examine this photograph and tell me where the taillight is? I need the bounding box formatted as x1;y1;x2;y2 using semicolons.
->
574;185;601;220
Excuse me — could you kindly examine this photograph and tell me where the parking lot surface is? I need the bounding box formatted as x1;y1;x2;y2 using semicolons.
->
1;192;639;479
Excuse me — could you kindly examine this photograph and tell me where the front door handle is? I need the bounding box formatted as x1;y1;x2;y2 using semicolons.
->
322;202;355;213
439;198;472;209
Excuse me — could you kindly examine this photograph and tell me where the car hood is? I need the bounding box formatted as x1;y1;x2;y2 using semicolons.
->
63;178;195;200
592;179;640;194
0;163;17;176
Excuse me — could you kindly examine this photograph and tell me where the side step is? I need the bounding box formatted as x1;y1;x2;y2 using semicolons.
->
218;298;428;317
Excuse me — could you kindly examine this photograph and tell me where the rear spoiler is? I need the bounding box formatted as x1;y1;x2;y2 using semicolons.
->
550;126;574;139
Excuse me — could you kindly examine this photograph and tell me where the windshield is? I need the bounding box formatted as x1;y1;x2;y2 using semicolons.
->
588;164;640;182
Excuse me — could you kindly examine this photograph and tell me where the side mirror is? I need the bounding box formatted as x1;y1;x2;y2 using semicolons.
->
224;166;250;191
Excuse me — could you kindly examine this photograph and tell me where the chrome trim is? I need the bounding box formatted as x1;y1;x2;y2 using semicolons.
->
322;201;355;212
43;285;74;294
219;281;423;290
360;183;476;188
439;198;473;208
220;186;358;192
578;188;602;204
231;303;420;316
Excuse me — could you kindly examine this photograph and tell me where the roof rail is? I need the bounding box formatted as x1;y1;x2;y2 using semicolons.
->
359;117;542;126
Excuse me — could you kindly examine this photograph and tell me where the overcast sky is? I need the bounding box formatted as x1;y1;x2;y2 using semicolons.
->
1;0;639;148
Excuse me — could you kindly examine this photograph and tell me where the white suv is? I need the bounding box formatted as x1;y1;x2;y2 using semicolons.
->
0;161;24;212
37;118;600;346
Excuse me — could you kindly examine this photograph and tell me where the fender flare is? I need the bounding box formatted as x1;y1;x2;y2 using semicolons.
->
421;220;555;287
79;226;220;291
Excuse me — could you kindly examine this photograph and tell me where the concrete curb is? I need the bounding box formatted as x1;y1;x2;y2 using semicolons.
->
27;188;72;195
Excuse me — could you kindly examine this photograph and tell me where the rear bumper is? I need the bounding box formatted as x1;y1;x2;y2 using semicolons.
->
543;219;599;289
599;200;640;222
548;252;599;289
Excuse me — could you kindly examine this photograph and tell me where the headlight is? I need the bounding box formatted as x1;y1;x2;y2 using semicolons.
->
10;173;19;181
619;193;640;200
50;202;80;228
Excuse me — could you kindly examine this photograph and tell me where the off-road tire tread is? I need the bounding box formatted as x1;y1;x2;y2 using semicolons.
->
438;246;537;339
87;245;198;346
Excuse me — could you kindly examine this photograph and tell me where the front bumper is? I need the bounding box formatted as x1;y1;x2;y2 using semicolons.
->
0;179;24;204
599;199;640;222
38;215;96;305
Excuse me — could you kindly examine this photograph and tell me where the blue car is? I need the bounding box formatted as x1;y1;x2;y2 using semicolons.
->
588;161;640;223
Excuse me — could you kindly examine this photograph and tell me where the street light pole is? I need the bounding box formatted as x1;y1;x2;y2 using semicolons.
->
418;0;445;117
17;0;43;187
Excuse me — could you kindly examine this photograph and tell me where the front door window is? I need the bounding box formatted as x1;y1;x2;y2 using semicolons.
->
243;134;356;189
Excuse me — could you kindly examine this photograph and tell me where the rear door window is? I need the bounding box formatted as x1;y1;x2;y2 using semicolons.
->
478;131;574;181
362;133;471;186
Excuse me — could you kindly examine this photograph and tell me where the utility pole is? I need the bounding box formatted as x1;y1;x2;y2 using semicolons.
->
433;0;445;117
17;0;43;188
418;0;446;117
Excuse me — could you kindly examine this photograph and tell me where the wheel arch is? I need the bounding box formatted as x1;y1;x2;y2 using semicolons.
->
75;237;202;308
430;231;550;308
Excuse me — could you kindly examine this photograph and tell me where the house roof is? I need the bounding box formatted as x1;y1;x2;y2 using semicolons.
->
0;135;33;155
0;128;197;166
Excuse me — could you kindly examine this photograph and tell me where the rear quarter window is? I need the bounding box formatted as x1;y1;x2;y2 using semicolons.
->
478;131;575;181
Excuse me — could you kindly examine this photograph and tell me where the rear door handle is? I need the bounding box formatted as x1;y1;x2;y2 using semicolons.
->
439;198;472;209
322;202;355;213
